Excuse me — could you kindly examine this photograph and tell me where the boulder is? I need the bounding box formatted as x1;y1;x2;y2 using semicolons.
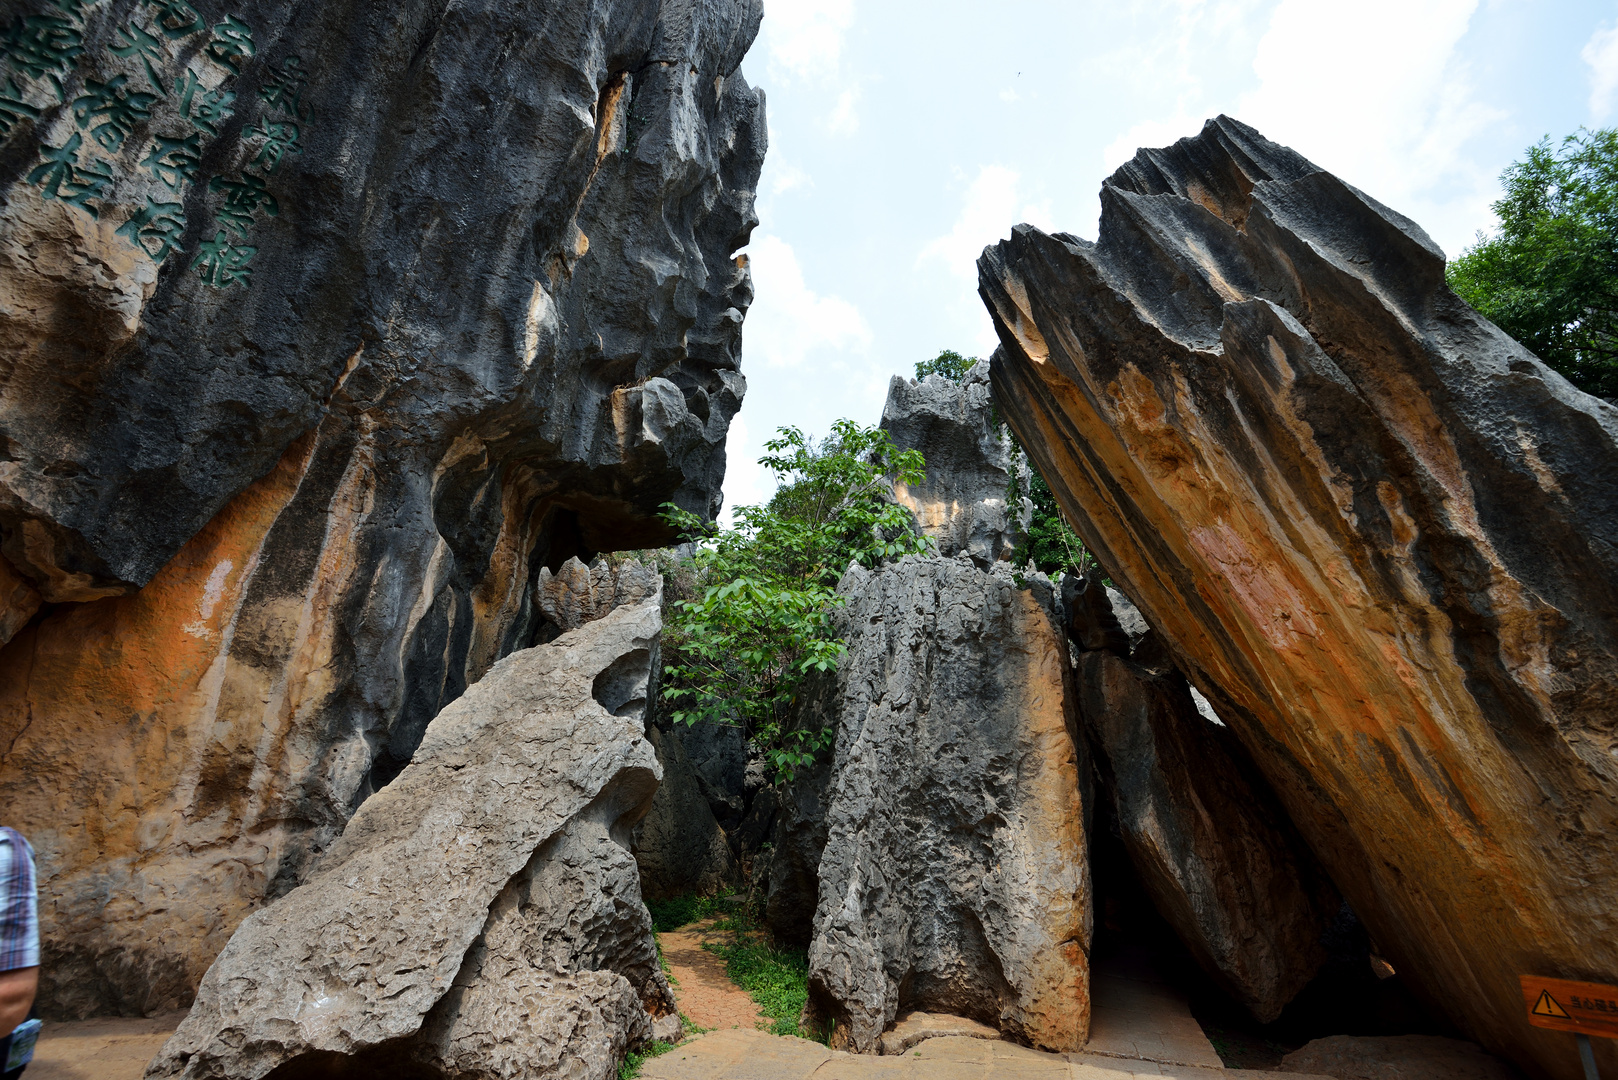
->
877;1011;1001;1056
0;0;764;1016
802;555;1092;1054
880;361;1029;566
144;581;672;1080
980;115;1618;1080
1077;643;1339;1022
1281;1035;1524;1079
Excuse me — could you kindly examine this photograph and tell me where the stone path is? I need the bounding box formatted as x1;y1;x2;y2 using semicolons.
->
641;1030;1338;1079
22;1013;184;1080
661;917;768;1032
1082;949;1224;1069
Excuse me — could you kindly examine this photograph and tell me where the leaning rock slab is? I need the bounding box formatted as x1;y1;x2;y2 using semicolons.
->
144;587;671;1080
980;115;1618;1080
804;556;1092;1054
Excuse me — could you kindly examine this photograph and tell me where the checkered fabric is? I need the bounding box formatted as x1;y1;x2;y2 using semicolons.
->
0;829;38;973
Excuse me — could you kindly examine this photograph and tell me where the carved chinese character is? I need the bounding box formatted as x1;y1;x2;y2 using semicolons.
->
175;70;234;136
72;74;158;151
208;171;278;239
0;78;39;137
245;116;301;173
111;22;167;93
142;0;202;40
192;230;255;287
203;14;254;73
140;132;200;189
116;196;186;261
257;54;307;118
26;131;113;216
1;14;84;81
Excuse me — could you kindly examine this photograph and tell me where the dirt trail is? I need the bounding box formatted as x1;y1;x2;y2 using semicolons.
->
661;916;767;1033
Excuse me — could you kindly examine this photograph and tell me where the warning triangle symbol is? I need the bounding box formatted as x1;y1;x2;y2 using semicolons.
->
1533;990;1572;1019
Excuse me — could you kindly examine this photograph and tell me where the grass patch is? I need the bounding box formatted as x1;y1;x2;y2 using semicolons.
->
646;894;728;933
702;932;813;1039
617;1039;675;1079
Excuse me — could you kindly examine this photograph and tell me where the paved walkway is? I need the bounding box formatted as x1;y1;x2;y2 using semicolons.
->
642;1030;1337;1079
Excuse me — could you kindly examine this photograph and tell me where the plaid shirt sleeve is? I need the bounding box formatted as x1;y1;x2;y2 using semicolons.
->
0;828;39;972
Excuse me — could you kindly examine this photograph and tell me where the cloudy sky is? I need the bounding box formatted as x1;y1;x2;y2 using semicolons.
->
718;0;1618;513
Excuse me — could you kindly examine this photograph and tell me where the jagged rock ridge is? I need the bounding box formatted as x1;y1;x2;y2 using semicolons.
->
0;0;765;1016
980;115;1618;1080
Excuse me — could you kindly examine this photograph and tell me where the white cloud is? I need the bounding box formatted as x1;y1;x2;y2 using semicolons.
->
825;87;861;135
719;415;773;520
769;162;813;197
742;233;872;369
1232;0;1499;255
1584;12;1618;122
917;166;1054;283
765;0;855;82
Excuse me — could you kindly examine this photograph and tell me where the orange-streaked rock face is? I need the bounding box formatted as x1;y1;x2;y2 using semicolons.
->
980;117;1618;1080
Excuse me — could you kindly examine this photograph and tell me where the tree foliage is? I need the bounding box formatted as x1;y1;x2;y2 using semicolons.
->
1447;128;1618;398
914;349;978;382
659;421;932;780
1008;458;1094;578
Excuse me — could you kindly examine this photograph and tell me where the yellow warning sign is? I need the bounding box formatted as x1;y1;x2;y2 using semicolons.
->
1532;989;1572;1019
1521;975;1618;1038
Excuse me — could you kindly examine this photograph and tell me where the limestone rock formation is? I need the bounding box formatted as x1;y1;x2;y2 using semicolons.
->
537;557;664;641
0;0;765;1016
631;723;740;902
980;115;1618;1079
145;584;672;1080
1077;643;1339;1022
802;556;1092;1054
880;361;1028;566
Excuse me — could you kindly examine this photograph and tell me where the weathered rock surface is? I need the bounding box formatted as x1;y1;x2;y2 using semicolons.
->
980;116;1618;1079
0;0;764;1016
1077;642;1339;1022
877;1012;1000;1056
880;361;1028;566
145;584;672;1080
631;723;740;902
802;555;1092;1054
1281;1035;1524;1080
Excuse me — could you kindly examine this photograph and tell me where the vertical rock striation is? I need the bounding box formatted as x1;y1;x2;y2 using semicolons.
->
980;116;1618;1080
0;0;765;1015
802;556;1092;1054
880;361;1028;566
144;576;672;1080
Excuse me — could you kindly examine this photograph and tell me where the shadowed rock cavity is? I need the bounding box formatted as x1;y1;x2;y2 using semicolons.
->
0;0;765;1017
797;556;1092;1055
1068;578;1341;1023
145;577;673;1080
981;115;1618;1080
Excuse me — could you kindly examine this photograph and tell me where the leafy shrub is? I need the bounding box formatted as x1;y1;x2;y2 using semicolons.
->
914;348;978;381
660;421;931;781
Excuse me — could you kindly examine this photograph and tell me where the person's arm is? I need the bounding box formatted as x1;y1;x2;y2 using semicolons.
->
0;965;36;1033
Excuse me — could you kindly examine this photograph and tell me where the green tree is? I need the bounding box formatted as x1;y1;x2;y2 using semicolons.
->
660;421;932;779
1448;128;1618;398
1008;461;1094;578
914;349;978;382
